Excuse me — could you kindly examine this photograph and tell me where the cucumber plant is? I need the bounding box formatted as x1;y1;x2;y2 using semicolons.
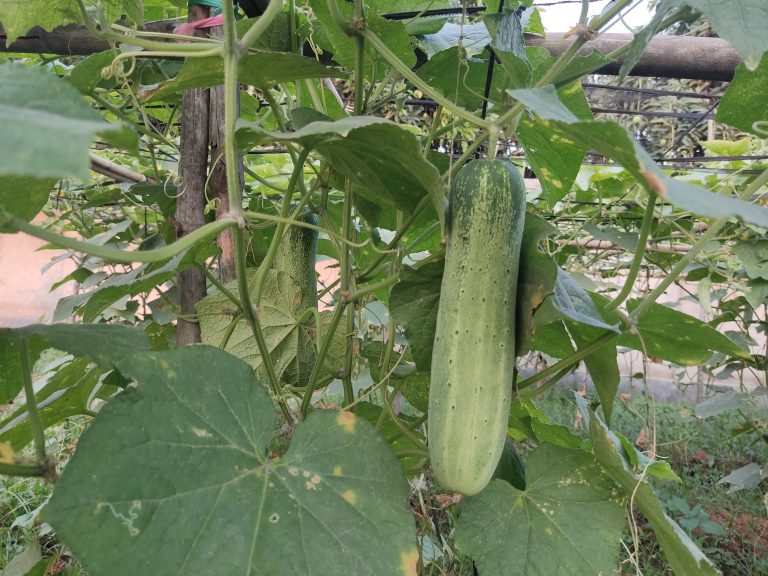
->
0;1;767;575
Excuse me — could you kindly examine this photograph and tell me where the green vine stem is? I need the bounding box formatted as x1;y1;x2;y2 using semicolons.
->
356;194;432;283
218;313;244;350
221;0;291;421
251;149;312;304
495;0;636;130
359;28;488;129
515;331;617;392
300;301;347;418
20;339;46;462
202;267;243;311
240;0;285;52
2;213;234;264
0;462;47;478
632;169;768;319
605;193;657;312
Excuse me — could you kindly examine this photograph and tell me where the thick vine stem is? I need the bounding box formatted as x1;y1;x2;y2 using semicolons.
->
3;213;234;264
0;462;47;478
221;0;291;422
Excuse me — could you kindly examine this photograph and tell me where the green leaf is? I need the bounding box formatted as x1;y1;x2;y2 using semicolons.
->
491;438;526;490
566;321;620;423
745;278;768;310
514;91;768;227
622;299;750;364
529;417;584;450
199;269;301;379
399;372;429;413
1;543;42;576
529;320;575;359
516;81;590;206
538;268;620;332
485;9;530;89
0;360;105;451
355;402;425;469
418;22;490;59
78;254;190;323
578;397;720;576
515;214;558;356
390;260;444;372
237;117;445;217
310;1;415;77
0;0;141;44
67;49;120;95
0;332;46;405
0;64;134;179
144;53;343;101
0;176;56;233
682;0;768;70
584;223;639;251
416;47;500;110
0;324;148;406
695;391;750;418
510;85;579;123
702;138;752;157
237;13;292;52
18;324;151;367
734;239;768;280
44;347;419;576
716;54;768;136
718;463;765;493
455;444;625;576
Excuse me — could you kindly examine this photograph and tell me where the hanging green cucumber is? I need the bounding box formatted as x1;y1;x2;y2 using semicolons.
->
429;159;525;496
274;212;319;387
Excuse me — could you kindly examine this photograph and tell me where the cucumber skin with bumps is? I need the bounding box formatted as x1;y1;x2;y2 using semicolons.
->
428;159;526;496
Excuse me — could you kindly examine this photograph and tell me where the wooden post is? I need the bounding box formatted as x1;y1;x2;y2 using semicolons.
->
176;3;210;347
208;25;242;284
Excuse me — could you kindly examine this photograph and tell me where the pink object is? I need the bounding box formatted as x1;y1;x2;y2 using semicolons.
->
173;14;225;36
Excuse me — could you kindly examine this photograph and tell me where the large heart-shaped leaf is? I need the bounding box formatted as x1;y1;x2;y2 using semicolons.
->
197;270;346;383
44;346;418;576
456;443;625;576
197;269;303;378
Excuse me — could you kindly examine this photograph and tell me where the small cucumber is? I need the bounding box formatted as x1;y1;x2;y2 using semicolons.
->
274;212;319;387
